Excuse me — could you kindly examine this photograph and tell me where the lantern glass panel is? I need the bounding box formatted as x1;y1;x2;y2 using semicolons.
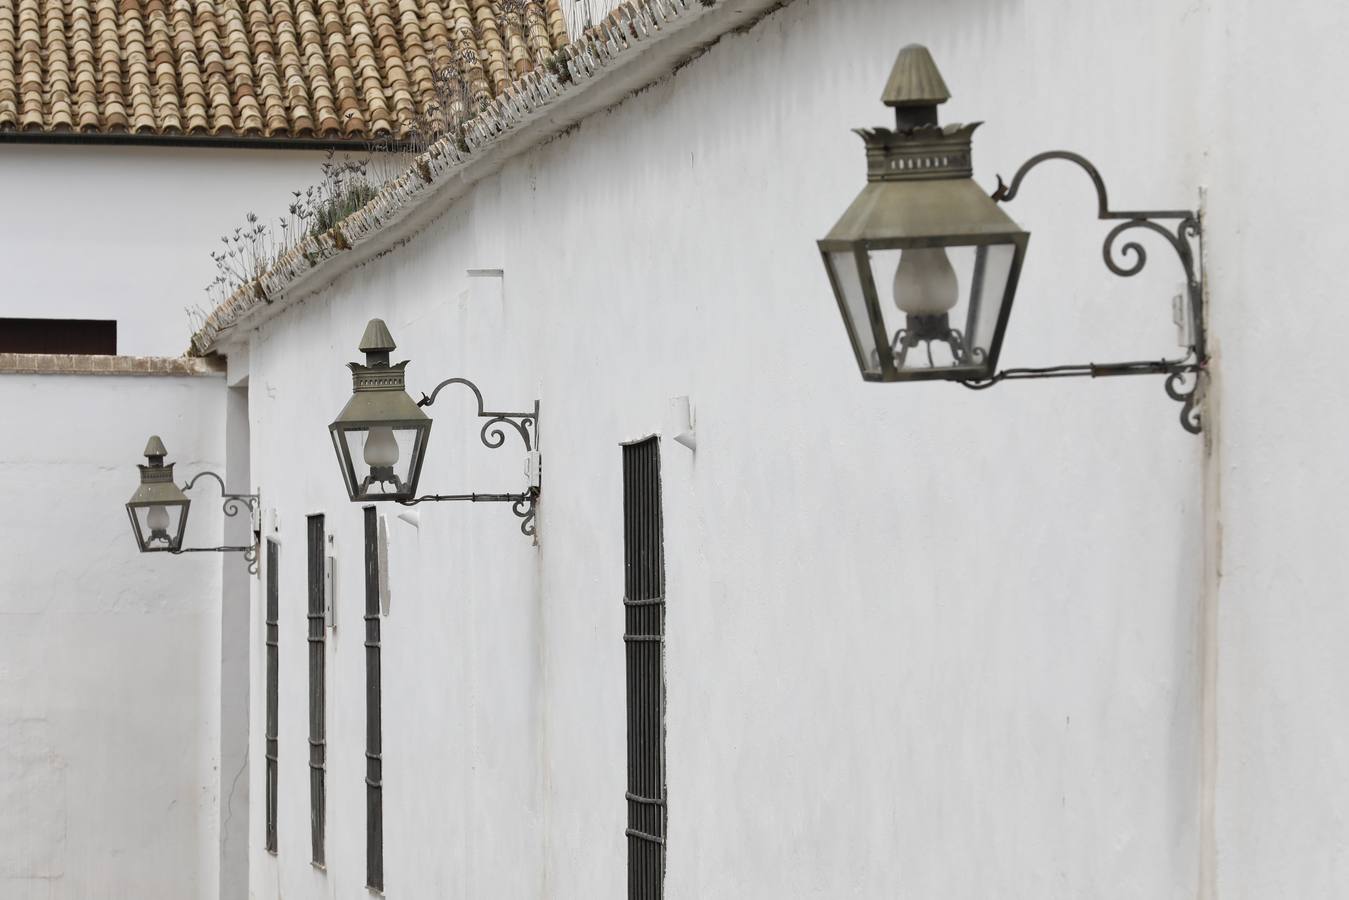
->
331;422;429;502
128;500;188;552
864;241;1017;379
823;249;883;379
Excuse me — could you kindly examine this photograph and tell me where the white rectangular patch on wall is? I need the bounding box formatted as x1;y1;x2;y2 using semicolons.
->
467;268;505;308
325;536;336;631
378;514;391;617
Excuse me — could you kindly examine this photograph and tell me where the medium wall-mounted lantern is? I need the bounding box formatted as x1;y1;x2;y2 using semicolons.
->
819;45;1207;433
329;319;540;538
126;436;261;573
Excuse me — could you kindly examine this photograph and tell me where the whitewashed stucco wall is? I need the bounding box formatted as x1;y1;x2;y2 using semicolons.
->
0;370;226;899
0;144;326;357
231;0;1237;898
1203;2;1349;898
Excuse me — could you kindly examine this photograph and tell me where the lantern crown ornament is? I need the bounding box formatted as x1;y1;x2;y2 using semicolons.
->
329;319;434;502
819;45;1029;384
126;435;191;552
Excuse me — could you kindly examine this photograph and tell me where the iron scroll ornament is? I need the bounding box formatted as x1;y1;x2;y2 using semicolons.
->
170;470;261;574
965;151;1208;434
398;377;540;539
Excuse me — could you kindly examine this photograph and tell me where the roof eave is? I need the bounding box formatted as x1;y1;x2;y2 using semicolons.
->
192;0;797;356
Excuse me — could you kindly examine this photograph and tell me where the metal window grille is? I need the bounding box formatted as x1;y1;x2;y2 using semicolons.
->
265;538;280;854
363;507;385;891
622;437;665;900
307;516;327;866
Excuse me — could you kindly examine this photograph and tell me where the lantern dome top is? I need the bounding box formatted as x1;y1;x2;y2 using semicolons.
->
144;435;167;460
883;44;950;108
359;318;397;355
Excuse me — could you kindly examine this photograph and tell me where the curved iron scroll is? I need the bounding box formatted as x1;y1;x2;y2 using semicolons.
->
417;377;538;453
397;491;538;538
410;376;541;540
982;150;1207;434
178;471;262;574
181;470;260;519
171;543;260;576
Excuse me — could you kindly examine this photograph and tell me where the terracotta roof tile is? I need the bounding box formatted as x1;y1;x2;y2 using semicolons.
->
0;0;570;143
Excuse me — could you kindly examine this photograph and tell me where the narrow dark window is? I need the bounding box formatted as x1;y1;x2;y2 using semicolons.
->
307;516;327;866
623;437;665;900
0;317;116;354
364;507;385;891
265;538;280;854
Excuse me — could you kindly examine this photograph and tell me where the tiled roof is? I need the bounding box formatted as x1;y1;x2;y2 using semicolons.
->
0;0;571;142
188;0;720;354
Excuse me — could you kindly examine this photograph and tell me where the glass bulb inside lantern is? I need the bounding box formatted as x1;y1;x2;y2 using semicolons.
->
893;247;959;316
364;427;400;468
147;505;170;532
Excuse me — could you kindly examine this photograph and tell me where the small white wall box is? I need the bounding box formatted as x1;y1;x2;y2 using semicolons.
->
670;396;697;451
525;449;542;489
377;514;391;616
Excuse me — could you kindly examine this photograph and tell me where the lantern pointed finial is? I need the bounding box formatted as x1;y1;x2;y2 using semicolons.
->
883;44;950;129
358;318;397;367
144;435;168;461
359;318;397;354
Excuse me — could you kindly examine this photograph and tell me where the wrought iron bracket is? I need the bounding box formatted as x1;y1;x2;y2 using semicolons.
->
397;490;538;538
411;377;541;541
970;150;1208;434
177;470;262;575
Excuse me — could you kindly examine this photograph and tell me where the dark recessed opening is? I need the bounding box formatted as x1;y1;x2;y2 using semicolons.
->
0;318;117;355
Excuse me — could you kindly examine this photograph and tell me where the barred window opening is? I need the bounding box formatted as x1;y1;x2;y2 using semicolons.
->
364;507;385;891
307;516;327;866
622;437;666;900
265;538;280;855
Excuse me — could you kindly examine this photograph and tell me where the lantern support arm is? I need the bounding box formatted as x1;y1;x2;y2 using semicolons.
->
177;470;261;575
397;490;538;538
416;377;539;453
408;376;541;540
181;469;261;521
977;150;1208;434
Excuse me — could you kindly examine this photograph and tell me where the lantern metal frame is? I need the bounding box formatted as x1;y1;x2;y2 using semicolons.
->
964;150;1208;434
399;376;541;539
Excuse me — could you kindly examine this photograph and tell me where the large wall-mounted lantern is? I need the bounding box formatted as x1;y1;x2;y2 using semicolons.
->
126;436;260;573
329;319;540;538
820;45;1207;433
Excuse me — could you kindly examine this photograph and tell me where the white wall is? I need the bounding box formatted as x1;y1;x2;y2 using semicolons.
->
0;369;227;898
233;1;1236;898
0;144;327;357
1205;1;1349;897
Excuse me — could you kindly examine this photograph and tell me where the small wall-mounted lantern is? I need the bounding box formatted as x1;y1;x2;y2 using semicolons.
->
329;320;540;539
126;435;260;573
329;319;433;503
820;45;1207;433
126;436;190;552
